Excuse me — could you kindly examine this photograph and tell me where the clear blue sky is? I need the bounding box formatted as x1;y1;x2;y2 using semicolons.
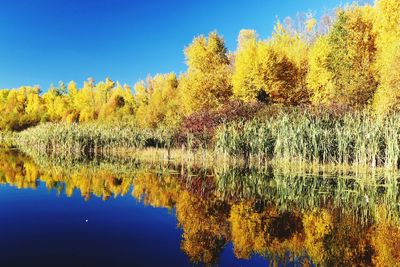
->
0;0;345;90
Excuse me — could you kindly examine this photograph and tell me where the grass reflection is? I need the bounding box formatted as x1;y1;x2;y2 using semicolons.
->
0;149;400;266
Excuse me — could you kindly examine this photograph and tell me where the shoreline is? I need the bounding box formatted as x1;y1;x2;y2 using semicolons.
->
5;146;400;179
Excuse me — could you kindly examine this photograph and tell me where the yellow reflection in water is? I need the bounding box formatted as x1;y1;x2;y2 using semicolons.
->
1;149;400;266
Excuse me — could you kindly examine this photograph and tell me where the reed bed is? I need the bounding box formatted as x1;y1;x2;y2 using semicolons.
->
215;111;400;170
14;111;400;171
15;123;174;157
0;131;15;148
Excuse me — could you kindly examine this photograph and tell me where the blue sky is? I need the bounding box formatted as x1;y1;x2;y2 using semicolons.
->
0;0;345;90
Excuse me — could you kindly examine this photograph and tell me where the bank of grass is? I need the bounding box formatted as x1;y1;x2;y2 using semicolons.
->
12;122;221;166
0;131;15;148
215;111;400;170
15;122;174;157
11;110;400;171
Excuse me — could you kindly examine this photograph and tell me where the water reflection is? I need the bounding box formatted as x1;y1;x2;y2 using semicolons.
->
1;149;400;266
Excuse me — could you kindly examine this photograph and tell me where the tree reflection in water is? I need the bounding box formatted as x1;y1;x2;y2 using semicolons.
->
0;149;400;266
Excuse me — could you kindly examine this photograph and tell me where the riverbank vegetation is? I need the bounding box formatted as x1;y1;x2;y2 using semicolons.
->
10;110;400;170
215;111;400;169
2;0;400;169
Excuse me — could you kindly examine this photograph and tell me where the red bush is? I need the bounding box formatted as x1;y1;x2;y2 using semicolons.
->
178;100;263;148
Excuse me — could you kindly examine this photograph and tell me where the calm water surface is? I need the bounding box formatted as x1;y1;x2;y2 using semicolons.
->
0;149;399;266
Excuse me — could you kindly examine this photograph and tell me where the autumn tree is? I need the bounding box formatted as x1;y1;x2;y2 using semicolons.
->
179;32;232;114
43;82;71;122
0;86;43;131
372;0;400;115
98;82;136;122
259;23;310;105
133;80;149;125
134;73;181;128
232;30;260;102
233;24;309;105
307;5;377;109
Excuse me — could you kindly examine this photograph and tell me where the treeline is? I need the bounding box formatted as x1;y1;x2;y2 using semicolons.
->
1;0;400;133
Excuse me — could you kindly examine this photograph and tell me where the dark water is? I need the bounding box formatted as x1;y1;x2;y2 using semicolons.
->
0;149;400;266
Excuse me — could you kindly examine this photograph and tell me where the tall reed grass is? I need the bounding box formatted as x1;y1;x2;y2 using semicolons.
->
15;111;400;170
15;123;174;157
0;131;15;148
215;111;400;169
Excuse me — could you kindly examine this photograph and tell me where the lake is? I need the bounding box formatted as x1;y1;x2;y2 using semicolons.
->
0;149;399;266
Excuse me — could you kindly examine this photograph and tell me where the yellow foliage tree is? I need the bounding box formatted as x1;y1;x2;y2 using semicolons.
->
134;73;181;128
307;6;377;108
179;32;232;114
372;0;400;115
0;86;43;131
259;23;310;105
232;29;260;102
233;24;309;105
